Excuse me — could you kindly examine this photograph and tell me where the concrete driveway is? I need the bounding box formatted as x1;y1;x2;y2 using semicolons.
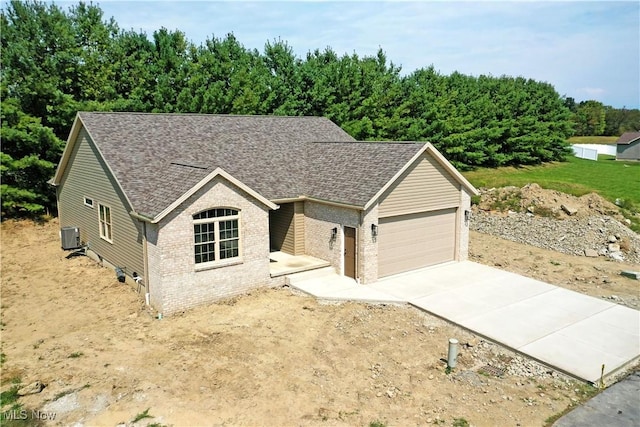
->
288;261;640;383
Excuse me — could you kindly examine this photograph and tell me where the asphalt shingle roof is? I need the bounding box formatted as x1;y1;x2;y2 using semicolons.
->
77;112;425;217
306;142;424;205
616;131;640;145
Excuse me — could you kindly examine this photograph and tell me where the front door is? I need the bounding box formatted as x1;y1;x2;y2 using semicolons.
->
344;226;356;279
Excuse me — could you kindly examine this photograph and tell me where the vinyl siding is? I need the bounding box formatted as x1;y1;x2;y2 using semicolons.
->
269;203;294;253
293;201;305;255
269;202;305;255
617;141;640;161
57;127;145;277
378;152;460;218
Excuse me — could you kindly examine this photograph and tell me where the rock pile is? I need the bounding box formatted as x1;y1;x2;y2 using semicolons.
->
466;340;559;380
471;211;640;264
477;183;626;221
472;183;640;264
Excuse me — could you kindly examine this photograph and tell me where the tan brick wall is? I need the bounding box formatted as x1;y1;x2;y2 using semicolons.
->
147;176;271;315
303;201;383;283
359;205;378;284
304;202;359;275
457;188;471;261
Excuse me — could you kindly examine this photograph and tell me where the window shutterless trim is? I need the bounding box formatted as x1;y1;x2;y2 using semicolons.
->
192;208;241;267
84;197;94;208
98;203;113;243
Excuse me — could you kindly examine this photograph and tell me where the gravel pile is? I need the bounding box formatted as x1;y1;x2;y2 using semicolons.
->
471;211;640;264
466;340;562;381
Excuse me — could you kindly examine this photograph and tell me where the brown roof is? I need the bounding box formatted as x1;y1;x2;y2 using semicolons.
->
72;112;427;217
305;142;425;205
616;131;640;145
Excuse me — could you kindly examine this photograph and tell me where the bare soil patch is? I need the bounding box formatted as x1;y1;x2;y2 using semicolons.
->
1;218;637;427
470;231;640;309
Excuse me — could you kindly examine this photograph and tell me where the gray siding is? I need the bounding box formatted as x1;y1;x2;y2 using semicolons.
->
379;153;460;218
617;141;640;161
57;127;145;277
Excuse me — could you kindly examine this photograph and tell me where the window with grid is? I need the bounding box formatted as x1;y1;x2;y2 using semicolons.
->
99;204;112;242
193;208;240;265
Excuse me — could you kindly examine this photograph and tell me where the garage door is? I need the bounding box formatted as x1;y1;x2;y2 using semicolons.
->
378;208;457;277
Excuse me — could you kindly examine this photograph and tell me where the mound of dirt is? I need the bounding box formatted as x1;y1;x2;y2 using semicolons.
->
473;183;639;264
477;183;625;222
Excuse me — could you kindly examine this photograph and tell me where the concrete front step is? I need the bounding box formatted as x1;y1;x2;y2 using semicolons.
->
285;266;339;286
286;268;406;304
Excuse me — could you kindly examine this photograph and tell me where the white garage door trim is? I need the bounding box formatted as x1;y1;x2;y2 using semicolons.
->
378;208;457;278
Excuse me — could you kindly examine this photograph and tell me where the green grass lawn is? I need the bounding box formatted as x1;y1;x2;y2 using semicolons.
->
462;155;640;205
567;136;619;145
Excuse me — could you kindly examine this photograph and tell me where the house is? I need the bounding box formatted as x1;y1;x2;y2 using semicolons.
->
52;112;478;315
616;131;640;161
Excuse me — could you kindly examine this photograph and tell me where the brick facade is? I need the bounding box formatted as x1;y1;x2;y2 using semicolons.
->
457;188;472;261
144;185;471;315
146;176;271;315
360;205;379;284
304;202;354;275
303;202;378;284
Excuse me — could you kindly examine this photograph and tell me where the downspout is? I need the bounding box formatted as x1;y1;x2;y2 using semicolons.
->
130;211;153;305
359;209;364;283
142;221;150;305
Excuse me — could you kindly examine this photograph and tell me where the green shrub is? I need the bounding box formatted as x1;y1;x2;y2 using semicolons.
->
132;408;153;423
453;418;469;427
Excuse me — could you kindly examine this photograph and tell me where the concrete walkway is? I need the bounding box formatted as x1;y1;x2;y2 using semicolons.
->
288;261;640;383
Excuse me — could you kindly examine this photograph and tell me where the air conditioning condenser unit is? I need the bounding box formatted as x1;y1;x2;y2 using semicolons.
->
61;226;81;250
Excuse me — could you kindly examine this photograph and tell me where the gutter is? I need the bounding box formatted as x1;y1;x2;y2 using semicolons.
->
271;196;364;211
130;211;155;223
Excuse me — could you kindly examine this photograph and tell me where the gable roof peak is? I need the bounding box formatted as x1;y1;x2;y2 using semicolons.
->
616;131;640;145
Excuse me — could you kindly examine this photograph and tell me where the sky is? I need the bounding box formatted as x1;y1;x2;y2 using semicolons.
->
57;1;639;108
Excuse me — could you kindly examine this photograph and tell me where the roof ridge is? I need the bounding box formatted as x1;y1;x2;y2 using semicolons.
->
78;111;332;120
311;140;427;145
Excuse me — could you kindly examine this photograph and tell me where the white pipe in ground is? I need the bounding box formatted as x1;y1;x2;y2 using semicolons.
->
447;338;459;368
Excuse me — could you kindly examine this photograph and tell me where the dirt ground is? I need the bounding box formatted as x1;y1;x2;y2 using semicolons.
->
470;231;640;310
1;218;638;427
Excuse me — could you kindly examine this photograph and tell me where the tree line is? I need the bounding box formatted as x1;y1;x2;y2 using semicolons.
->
1;1;636;217
564;98;640;137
